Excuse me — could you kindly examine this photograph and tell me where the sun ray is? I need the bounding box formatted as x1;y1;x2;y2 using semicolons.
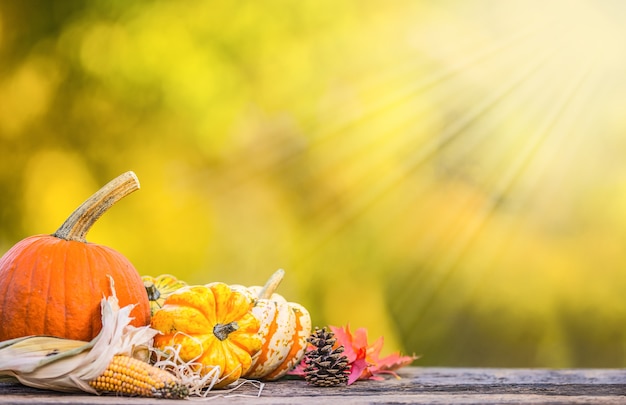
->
461;54;611;308
295;46;560;263
178;0;626;365
303;22;550;143
211;15;569;195
396;56;599;337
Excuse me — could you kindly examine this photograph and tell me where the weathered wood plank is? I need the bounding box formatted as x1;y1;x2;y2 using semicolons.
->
1;367;626;404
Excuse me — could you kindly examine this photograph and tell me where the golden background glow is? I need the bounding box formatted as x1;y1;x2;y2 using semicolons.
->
2;0;626;367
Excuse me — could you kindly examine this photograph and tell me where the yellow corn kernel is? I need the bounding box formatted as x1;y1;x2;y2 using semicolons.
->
88;355;188;399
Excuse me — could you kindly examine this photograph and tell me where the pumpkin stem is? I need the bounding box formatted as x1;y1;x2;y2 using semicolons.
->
53;171;141;242
213;321;239;341
257;269;285;299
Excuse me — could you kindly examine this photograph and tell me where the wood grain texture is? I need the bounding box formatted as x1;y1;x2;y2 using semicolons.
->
2;367;626;404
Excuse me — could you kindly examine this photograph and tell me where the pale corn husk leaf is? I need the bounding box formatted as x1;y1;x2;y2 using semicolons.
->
0;277;157;393
151;340;222;396
150;340;264;398
0;336;88;372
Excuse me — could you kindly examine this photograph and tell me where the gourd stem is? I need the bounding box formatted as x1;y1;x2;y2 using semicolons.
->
257;269;285;299
144;282;160;301
213;321;239;341
53;171;140;243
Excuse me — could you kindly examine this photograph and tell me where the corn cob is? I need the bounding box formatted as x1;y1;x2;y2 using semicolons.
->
88;355;188;398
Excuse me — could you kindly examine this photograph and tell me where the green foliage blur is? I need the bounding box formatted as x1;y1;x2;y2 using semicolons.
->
3;0;626;367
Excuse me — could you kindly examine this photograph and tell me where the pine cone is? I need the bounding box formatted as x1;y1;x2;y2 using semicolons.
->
303;327;350;387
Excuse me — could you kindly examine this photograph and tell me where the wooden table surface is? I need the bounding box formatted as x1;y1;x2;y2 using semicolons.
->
2;367;626;404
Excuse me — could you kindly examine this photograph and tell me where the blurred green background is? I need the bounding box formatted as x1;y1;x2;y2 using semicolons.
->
3;0;626;367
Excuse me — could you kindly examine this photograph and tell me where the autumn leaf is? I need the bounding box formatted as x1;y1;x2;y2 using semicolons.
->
289;324;417;385
330;324;417;383
347;346;369;385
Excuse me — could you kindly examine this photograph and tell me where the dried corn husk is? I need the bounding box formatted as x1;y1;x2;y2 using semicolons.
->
0;277;157;394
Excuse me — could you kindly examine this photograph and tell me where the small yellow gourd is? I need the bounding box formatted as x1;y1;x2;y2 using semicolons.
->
142;274;187;316
150;282;262;388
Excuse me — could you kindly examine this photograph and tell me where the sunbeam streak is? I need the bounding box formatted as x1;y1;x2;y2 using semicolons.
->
304;18;558;144
401;60;595;324
297;48;558;261
283;0;626;366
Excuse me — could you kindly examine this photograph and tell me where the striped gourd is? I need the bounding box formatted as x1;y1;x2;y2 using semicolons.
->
233;269;312;381
142;274;188;316
89;355;188;398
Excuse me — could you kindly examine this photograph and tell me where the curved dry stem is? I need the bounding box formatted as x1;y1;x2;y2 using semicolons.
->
53;171;140;242
257;269;285;299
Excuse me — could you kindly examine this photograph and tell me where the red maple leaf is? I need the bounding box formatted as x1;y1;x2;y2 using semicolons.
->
330;324;417;383
289;324;417;385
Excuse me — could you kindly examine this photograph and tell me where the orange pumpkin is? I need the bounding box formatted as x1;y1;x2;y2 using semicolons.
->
0;171;150;342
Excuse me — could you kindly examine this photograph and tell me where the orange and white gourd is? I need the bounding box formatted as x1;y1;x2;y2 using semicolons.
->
150;282;262;388
232;269;312;381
